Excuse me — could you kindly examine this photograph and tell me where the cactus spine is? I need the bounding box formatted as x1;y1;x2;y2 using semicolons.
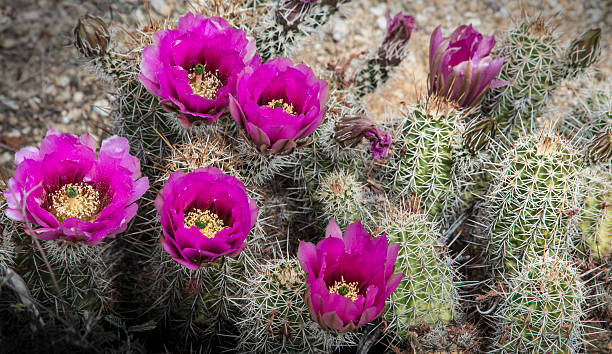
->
482;16;564;136
482;134;583;274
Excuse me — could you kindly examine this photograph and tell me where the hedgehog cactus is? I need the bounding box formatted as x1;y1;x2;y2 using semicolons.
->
579;170;612;259
381;98;464;220
492;253;586;353
482;134;584;274
314;168;366;226
482;16;565;135
237;257;357;352
385;212;459;341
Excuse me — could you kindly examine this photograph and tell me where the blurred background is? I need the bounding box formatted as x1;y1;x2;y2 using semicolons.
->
0;0;609;173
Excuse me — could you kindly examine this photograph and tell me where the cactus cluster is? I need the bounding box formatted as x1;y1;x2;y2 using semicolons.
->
1;1;609;353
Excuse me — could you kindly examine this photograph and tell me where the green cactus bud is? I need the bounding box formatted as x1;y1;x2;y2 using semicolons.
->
74;15;110;57
567;28;602;70
463;117;497;153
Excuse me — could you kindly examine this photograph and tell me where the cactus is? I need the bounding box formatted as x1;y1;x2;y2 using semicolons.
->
481;16;565;136
0;208;16;271
380;97;466;221
10;231;116;319
237;257;357;352
313;168;366;226
481;133;584;274
385;212;460;341
492;253;586;353
579;169;612;259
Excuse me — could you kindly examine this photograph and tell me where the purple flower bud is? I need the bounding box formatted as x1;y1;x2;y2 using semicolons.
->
567;28;602;69
297;220;402;332
378;12;415;66
4;129;149;245
335;116;392;159
74;15;110;57
428;24;508;108
277;0;316;31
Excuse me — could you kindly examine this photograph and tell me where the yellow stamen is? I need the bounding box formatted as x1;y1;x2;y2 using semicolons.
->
188;64;223;100
51;183;100;222
184;209;226;239
328;276;359;301
266;98;296;115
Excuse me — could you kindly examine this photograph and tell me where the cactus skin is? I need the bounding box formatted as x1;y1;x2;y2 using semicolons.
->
482;134;583;274
0;207;16;271
381;99;464;221
385;213;459;340
579;170;612;259
237;257;356;353
492;254;585;353
482;17;564;136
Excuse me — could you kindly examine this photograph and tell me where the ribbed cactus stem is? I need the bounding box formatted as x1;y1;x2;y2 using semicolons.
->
385;212;459;341
482;134;583;274
381;98;464;220
314;168;366;226
482;16;564;137
493;254;586;353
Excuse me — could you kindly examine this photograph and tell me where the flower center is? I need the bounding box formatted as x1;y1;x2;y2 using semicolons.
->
328;276;359;301
50;183;100;223
266;98;296;115
188;63;223;100
184;208;226;239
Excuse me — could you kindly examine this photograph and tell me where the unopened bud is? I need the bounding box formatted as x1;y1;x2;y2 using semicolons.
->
74;15;110;57
568;28;601;69
463;117;497;152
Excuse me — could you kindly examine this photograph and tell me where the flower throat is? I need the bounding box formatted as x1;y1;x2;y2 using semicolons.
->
50;183;101;223
188;63;222;100
184;208;226;238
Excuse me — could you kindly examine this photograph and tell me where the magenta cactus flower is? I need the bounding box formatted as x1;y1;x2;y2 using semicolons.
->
138;13;260;128
428;24;507;108
229;57;329;154
334;116;392;159
297;219;403;332
155;167;257;270
4;129;149;245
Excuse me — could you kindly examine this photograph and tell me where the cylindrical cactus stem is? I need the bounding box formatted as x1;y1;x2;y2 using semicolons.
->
384;211;460;343
481;133;584;274
237;257;357;352
10;231;116;318
254;0;352;61
481;15;565;137
578;169;612;259
492;253;586;353
379;97;465;222
145;243;258;345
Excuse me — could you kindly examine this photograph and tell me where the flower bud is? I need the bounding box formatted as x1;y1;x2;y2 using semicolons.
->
567;28;601;69
335;116;392;159
378;12;415;66
463;116;497;152
588;131;612;163
276;0;314;31
74;15;110;57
